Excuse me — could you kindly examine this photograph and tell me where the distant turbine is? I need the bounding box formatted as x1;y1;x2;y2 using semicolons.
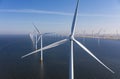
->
97;29;102;45
39;33;53;62
116;30;119;40
29;24;41;50
103;30;106;39
92;30;94;38
82;30;86;43
21;0;114;79
32;24;53;61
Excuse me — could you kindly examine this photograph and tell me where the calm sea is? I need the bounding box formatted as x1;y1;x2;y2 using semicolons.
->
0;35;120;79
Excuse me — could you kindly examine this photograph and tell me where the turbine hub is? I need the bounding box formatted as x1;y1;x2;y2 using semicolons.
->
69;35;74;40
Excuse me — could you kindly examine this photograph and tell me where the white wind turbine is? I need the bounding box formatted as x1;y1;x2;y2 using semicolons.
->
22;0;114;79
92;30;94;38
29;24;41;50
96;29;102;45
82;30;86;43
116;30;119;40
31;24;53;61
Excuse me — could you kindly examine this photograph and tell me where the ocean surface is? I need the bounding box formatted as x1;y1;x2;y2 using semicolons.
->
0;35;120;79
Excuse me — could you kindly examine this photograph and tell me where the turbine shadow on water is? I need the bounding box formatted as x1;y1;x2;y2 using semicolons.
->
40;62;44;79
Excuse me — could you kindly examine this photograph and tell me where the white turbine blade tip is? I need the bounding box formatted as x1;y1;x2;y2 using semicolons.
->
33;23;40;33
21;54;31;59
21;55;28;59
111;70;115;74
73;38;114;74
21;56;25;59
21;49;42;59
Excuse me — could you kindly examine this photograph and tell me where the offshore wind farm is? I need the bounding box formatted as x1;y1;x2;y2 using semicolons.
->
0;0;120;79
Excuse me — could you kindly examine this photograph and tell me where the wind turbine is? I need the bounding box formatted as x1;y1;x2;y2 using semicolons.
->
92;30;94;38
96;29;102;45
21;0;114;79
116;30;119;40
102;30;106;39
32;24;53;62
39;32;54;62
29;24;41;50
82;30;86;43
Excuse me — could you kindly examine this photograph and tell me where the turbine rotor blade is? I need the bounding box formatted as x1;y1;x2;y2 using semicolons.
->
29;33;34;43
33;23;40;34
71;0;79;36
37;35;41;43
29;33;35;46
37;32;54;43
73;38;114;74
21;38;68;58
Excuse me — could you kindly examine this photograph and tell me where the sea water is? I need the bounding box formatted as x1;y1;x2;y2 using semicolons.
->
0;35;119;79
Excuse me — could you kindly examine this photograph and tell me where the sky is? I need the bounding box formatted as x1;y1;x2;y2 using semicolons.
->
0;0;120;35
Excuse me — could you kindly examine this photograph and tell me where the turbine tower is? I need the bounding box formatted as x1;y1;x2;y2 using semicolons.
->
22;0;114;79
82;30;86;43
92;30;94;38
116;30;119;40
39;33;53;62
96;29;102;45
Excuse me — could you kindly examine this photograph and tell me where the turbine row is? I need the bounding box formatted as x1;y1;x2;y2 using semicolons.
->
21;0;114;79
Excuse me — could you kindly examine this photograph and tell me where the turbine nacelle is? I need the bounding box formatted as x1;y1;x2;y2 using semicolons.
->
69;35;75;40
